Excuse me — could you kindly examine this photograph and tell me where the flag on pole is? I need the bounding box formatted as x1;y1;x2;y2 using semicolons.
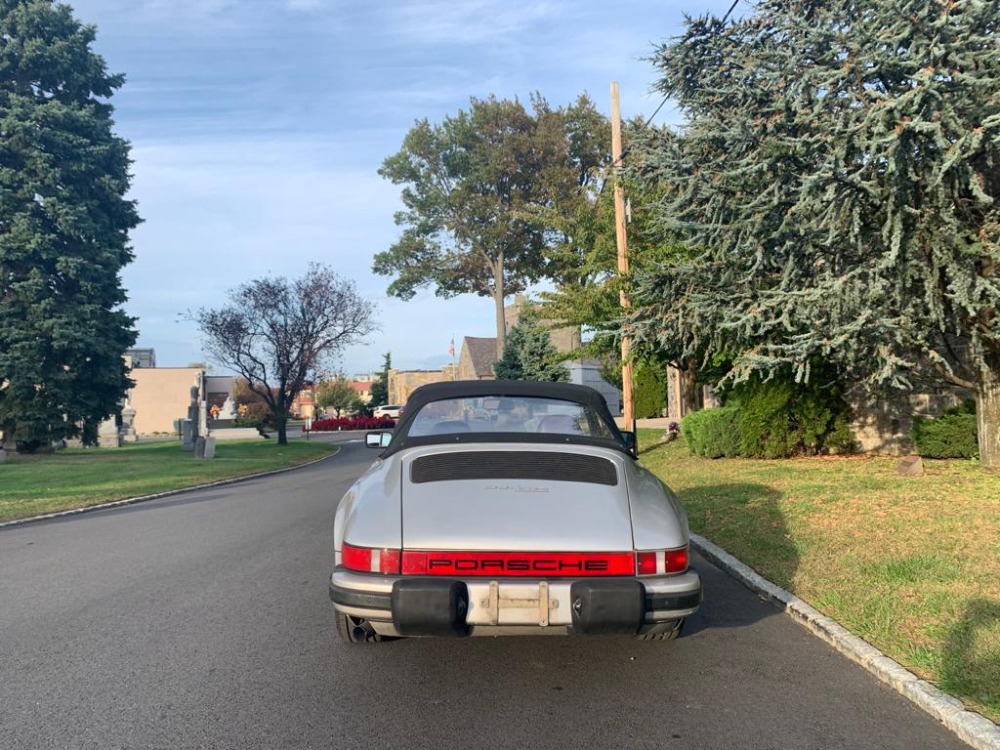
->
448;337;455;358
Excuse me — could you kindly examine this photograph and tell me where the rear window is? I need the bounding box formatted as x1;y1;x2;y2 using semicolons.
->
404;395;615;440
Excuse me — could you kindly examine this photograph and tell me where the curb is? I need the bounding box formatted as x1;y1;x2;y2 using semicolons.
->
0;449;340;530
690;533;1000;750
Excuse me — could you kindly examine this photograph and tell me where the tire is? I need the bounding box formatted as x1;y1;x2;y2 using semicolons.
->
636;618;685;641
335;611;386;644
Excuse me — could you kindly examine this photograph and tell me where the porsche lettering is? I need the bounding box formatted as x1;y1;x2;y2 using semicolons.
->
426;558;609;572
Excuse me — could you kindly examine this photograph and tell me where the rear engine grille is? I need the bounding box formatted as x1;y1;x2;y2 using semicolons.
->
410;451;618;486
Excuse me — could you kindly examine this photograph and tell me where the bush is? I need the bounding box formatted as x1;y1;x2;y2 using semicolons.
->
633;361;667;419
310;416;395;432
913;414;978;459
682;407;742;458
731;371;854;458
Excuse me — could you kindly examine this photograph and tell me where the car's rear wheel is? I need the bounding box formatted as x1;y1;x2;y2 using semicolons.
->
335;611;386;644
636;618;684;641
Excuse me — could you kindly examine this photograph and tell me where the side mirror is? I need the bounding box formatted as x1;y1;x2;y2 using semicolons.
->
365;431;392;449
620;431;638;458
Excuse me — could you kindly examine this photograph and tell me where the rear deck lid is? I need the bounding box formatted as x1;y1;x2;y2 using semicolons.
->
400;448;634;552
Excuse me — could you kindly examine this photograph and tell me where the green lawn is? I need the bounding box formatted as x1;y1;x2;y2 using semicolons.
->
0;439;337;523
638;430;1000;724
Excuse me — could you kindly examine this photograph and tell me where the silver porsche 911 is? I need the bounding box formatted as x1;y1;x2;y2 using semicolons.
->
329;380;702;644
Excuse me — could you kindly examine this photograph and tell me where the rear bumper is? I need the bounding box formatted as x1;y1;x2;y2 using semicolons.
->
329;567;702;637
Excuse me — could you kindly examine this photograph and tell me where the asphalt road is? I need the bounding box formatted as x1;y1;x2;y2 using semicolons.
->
0;436;970;750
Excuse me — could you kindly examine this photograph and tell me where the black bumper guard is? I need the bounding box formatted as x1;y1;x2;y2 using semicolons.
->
329;577;702;637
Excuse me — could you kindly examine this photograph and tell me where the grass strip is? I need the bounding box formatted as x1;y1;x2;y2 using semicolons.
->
0;439;336;522
638;430;1000;724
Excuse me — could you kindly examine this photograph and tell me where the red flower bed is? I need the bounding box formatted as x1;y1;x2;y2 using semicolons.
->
308;416;395;432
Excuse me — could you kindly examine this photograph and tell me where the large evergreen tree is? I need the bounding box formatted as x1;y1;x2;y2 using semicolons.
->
629;0;1000;466
376;94;608;357
0;0;139;450
369;351;390;406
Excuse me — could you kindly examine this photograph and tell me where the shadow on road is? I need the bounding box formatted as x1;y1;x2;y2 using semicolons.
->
673;482;795;636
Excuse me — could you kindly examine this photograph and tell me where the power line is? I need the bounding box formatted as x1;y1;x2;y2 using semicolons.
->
604;0;743;196
639;0;741;132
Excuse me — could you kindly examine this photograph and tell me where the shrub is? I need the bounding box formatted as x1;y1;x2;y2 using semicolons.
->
730;371;854;458
682;407;742;458
310;416;395;432
633;361;667;419
913;414;978;459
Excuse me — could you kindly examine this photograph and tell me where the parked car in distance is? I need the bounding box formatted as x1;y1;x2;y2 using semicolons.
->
330;380;702;644
371;404;402;419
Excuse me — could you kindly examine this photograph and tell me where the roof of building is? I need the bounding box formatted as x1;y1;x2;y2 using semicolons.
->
462;336;498;378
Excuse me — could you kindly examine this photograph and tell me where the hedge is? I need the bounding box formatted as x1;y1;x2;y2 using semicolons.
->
682;407;742;458
309;416;395;431
733;375;854;458
633;361;667;419
913;414;978;459
681;366;855;459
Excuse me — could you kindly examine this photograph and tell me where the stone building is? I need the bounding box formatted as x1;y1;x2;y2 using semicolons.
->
126;366;205;435
388;365;458;406
457;337;499;381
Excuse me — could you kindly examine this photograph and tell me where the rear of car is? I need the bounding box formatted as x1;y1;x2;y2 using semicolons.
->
372;404;402;419
330;381;702;643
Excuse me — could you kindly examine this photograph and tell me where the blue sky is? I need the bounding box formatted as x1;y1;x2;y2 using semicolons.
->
68;0;737;375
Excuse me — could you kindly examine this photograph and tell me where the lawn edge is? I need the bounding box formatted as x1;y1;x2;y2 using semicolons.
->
690;533;1000;750
0;448;340;530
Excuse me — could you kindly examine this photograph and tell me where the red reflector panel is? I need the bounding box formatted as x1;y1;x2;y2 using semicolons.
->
401;551;635;577
342;543;372;572
379;548;401;575
636;551;657;576
665;547;689;574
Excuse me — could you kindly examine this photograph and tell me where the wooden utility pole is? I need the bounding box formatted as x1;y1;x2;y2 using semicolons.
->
611;81;634;431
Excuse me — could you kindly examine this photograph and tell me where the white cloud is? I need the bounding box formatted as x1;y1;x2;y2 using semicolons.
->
381;0;561;44
63;0;734;373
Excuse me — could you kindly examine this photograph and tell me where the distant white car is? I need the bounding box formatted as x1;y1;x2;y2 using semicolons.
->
372;404;402;419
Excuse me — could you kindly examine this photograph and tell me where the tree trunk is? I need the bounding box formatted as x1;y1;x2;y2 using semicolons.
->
976;363;1000;469
680;360;700;417
493;259;506;360
276;417;288;446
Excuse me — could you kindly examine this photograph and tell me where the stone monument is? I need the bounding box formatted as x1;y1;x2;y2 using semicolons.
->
182;385;200;451
219;395;238;420
119;406;138;443
98;418;123;447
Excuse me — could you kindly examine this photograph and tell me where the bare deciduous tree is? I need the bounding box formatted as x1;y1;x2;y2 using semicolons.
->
193;264;377;444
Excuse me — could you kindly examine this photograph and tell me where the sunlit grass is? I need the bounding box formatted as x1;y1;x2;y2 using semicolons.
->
0;440;336;522
639;430;1000;723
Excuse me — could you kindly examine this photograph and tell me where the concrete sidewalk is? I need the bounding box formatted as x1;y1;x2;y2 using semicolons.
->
615;416;674;430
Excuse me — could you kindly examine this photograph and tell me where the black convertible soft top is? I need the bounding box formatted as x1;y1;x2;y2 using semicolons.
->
380;380;628;457
404;380;616;416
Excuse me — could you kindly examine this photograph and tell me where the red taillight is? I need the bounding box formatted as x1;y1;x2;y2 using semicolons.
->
636;546;689;575
380;548;401;574
341;543;371;571
636;551;657;575
665;547;688;574
341;543;401;574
